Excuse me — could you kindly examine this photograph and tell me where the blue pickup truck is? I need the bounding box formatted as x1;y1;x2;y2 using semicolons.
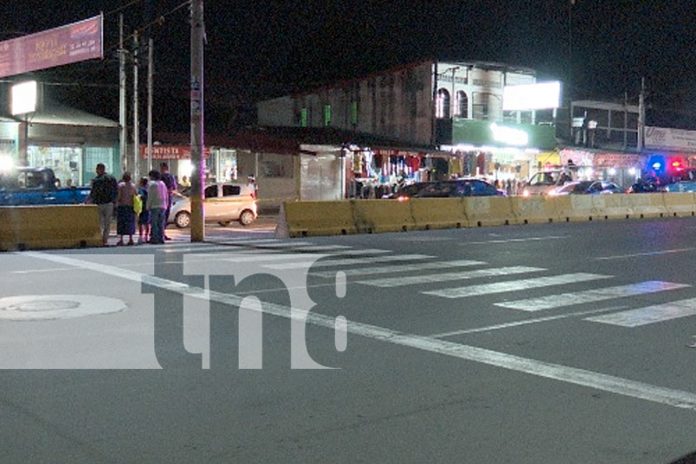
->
0;167;91;206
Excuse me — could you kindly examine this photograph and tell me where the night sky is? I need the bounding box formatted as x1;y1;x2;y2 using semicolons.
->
2;0;696;131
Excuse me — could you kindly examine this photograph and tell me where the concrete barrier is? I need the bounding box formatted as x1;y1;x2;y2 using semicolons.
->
409;198;468;230
464;196;515;227
276;201;356;237
275;192;696;239
662;192;696;217
353;199;416;233
0;205;101;251
510;196;560;224
624;193;669;219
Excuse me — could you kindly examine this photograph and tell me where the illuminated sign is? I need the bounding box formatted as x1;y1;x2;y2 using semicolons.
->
140;145;211;160
490;123;528;146
0;15;103;78
11;80;37;115
503;81;561;111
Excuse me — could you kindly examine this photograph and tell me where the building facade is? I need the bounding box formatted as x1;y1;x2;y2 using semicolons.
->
257;59;558;193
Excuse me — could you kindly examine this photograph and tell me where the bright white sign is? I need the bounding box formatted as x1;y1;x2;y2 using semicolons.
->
11;80;37;115
503;81;561;111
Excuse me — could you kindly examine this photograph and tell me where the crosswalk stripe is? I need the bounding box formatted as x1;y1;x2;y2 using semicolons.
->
358;266;546;288
423;273;611;299
310;259;486;279
264;254;434;270
584;297;696;327
495;281;690;312
225;248;393;263
285;245;352;251
249;241;318;248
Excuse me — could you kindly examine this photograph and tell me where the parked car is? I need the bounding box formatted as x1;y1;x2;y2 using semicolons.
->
414;178;506;198
664;180;696;193
522;168;576;196
548;180;624;195
168;183;257;228
627;177;665;193
388;182;430;200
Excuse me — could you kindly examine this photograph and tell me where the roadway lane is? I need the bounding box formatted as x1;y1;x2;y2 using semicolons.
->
2;217;696;463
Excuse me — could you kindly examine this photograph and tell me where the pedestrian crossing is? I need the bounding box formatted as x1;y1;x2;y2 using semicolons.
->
161;238;696;329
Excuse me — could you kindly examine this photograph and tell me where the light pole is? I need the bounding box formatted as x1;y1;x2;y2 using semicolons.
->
190;0;205;242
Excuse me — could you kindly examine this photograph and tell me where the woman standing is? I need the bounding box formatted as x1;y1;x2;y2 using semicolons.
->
116;172;137;246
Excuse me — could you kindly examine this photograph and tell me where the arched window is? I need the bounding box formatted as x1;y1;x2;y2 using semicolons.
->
455;91;468;118
436;88;450;119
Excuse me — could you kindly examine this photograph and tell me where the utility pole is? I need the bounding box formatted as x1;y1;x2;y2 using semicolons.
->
190;0;205;242
133;30;140;177
119;14;127;176
637;77;646;152
147;35;154;174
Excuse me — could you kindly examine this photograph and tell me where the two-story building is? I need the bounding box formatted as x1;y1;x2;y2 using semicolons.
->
257;59;559;196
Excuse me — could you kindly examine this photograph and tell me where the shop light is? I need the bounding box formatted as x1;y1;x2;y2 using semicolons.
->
608;168;617;176
0;155;14;172
628;167;637;176
489;123;528;146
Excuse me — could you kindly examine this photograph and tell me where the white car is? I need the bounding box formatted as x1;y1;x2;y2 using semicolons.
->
168;183;258;228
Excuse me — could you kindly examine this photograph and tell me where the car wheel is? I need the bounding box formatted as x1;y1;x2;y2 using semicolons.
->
218;221;231;227
175;211;191;228
239;209;255;226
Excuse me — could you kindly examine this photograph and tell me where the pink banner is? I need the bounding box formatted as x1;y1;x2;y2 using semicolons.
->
0;15;103;78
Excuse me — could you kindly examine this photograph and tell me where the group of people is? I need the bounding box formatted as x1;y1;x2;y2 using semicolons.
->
86;162;177;246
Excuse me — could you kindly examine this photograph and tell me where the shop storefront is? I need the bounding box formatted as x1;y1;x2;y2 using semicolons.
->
443;119;557;189
559;148;644;188
0;105;119;185
346;147;451;198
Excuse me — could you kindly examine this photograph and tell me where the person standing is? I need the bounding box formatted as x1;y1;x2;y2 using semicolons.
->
146;170;168;244
115;172;137;246
87;163;118;246
137;177;151;244
159;162;177;240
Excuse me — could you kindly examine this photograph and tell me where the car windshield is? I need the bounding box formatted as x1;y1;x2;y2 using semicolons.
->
528;172;560;186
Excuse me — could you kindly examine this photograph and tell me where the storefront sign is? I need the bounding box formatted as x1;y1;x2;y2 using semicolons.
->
0;15;103;78
645;126;696;151
372;149;430;158
452;119;556;150
140;145;211;160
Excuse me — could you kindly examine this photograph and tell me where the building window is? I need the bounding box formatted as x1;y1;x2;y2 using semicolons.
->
436;88;450;119
455;91;468;118
323;104;332;127
299;108;308;127
350;101;358;125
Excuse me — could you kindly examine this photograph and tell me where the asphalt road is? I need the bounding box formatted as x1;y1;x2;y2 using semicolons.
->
2;216;696;463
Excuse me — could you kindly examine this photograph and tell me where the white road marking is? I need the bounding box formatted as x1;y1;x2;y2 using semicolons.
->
423;273;611;299
224;248;392;263
359;266;546;288
585;298;696;327
594;248;696;260
310;259;486;278
10;267;78;274
264;254;434;270
496;281;690;311
431;306;627;338
26;251;696;411
463;235;569;245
